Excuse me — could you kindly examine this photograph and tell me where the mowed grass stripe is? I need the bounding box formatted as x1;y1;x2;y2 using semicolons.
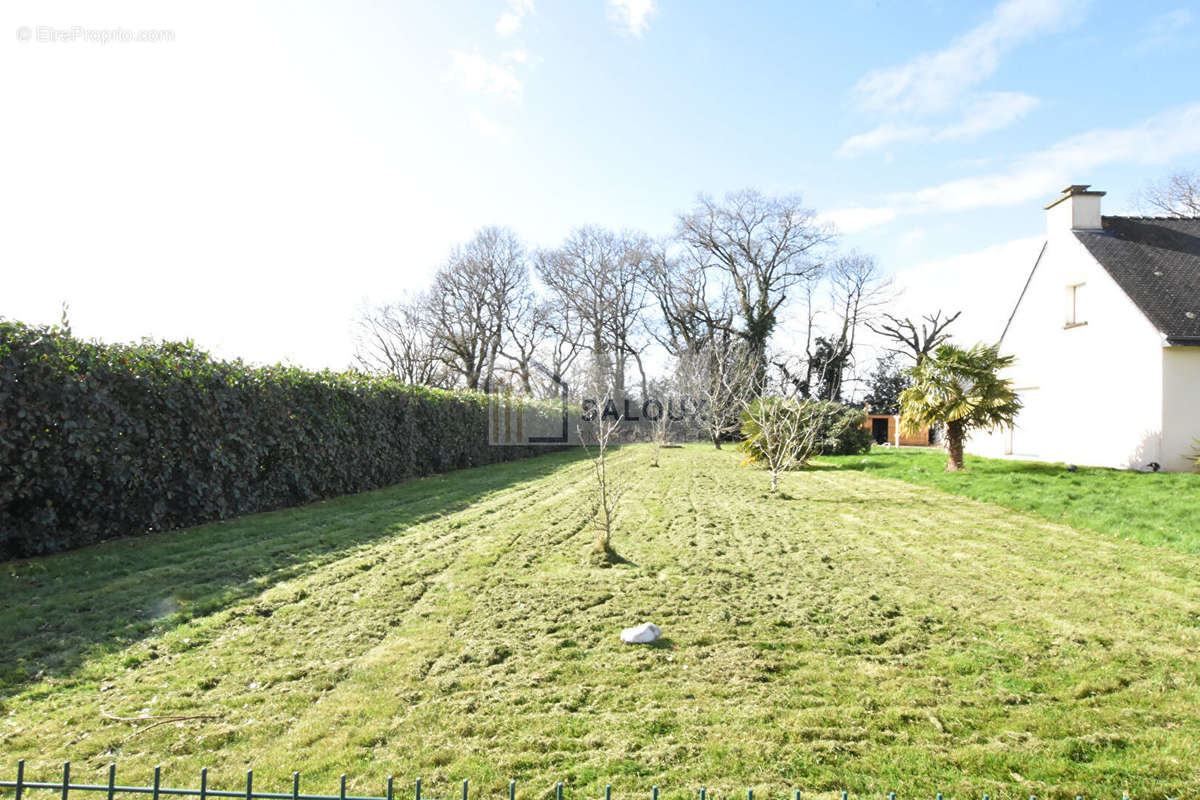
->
1;445;1197;800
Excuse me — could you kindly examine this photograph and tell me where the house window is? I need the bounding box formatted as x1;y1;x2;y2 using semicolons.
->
1065;282;1087;328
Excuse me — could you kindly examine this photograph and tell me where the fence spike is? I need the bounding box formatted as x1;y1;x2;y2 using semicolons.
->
246;770;254;800
16;760;26;800
416;778;422;800
153;767;162;800
200;768;208;800
603;787;609;800
557;782;563;800
794;791;800;800
108;764;117;800
341;775;347;800
652;787;658;800
889;794;895;800
510;781;516;800
61;761;71;800
462;779;468;800
388;776;394;800
747;790;753;800
842;793;847;800
294;774;301;800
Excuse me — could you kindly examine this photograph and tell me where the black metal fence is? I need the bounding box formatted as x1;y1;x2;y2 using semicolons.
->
0;762;1161;800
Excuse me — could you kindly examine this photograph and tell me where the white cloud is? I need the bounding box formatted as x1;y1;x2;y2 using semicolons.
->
818;206;898;233
1130;8;1193;54
897;228;926;250
468;109;508;139
496;0;535;37
503;48;530;64
935;91;1039;140
830;102;1200;232
841;91;1039;156
902;102;1200;214
837;123;929;157
607;0;656;37
839;0;1067;158
853;0;1082;115
449;49;523;101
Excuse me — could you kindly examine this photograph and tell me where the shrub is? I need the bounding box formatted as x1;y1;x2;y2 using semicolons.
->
738;398;869;467
823;404;872;455
0;320;555;558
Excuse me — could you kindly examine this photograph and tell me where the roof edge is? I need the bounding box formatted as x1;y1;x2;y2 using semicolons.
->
1044;190;1106;211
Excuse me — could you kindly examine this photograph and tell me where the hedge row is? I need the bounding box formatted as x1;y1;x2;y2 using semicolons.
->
0;321;554;558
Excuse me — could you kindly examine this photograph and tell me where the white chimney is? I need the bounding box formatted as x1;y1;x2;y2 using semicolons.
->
1045;184;1105;234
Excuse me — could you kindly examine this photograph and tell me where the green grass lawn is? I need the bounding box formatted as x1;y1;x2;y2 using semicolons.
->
2;445;1198;800
818;447;1200;554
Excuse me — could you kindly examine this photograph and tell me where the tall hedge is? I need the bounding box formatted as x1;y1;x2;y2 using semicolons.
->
0;321;553;558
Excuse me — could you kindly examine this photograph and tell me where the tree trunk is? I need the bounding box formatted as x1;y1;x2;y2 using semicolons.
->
945;420;965;471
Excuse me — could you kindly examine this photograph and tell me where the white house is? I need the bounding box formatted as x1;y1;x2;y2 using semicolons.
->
967;185;1200;472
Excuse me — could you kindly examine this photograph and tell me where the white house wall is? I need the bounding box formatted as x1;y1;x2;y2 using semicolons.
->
1162;347;1200;472
967;224;1165;470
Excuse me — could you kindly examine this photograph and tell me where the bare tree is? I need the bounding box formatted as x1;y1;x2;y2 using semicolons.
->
607;236;654;400
499;291;552;395
821;252;893;400
770;273;822;399
645;245;735;357
537;226;652;399
770;255;889;402
866;309;961;365
642;377;674;467
538;303;586;399
579;389;626;558
499;298;587;400
676;336;758;449
677;189;834;378
429;227;528;391
353;294;449;386
1139;169;1200;217
648;409;671;467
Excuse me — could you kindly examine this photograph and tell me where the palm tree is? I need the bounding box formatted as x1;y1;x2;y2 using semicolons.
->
900;343;1022;471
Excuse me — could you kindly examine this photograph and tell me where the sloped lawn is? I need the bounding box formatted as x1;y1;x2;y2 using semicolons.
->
2;445;1197;800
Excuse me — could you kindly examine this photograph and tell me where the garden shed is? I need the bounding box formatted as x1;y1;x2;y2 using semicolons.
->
863;406;933;447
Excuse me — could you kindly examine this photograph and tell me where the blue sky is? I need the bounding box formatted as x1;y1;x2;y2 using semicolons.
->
3;0;1200;368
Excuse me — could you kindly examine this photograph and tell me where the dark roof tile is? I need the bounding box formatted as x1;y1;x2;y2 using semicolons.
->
1074;216;1200;343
